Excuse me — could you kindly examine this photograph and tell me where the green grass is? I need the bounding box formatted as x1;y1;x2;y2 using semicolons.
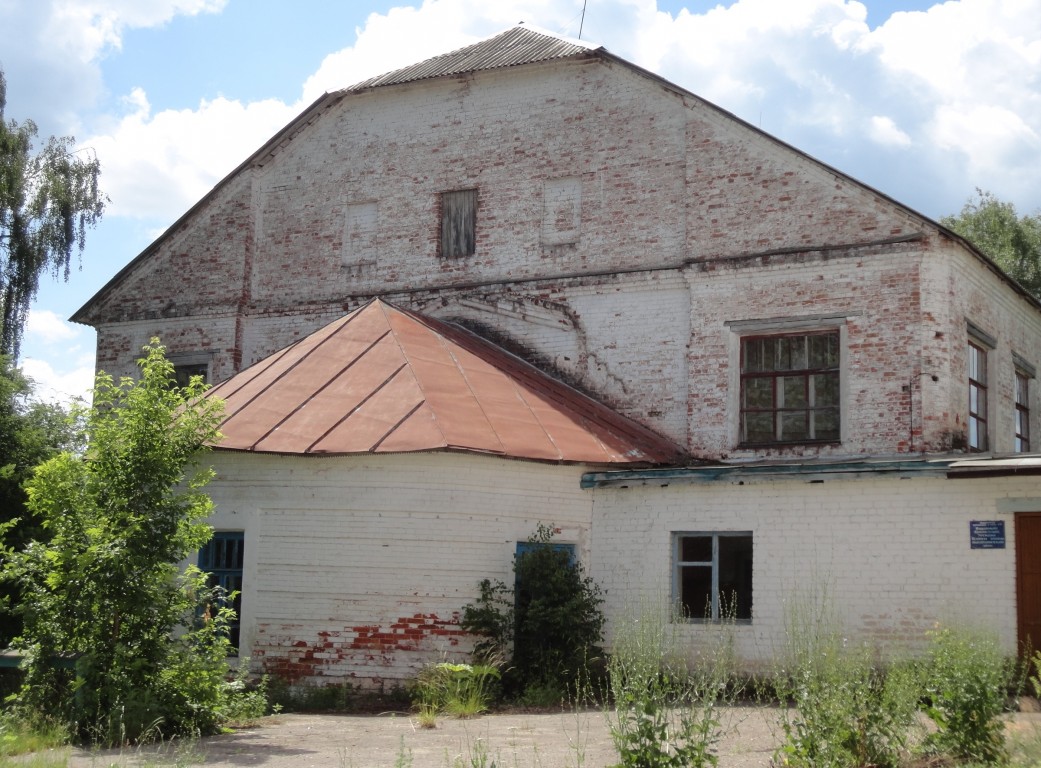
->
0;715;68;758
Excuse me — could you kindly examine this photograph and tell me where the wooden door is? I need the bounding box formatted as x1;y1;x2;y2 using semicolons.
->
1016;513;1041;653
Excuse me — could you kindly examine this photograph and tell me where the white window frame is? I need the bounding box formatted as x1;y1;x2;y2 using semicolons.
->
672;531;753;623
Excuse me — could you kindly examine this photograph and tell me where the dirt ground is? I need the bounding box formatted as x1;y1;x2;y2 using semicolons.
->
49;707;1041;768
60;706;782;767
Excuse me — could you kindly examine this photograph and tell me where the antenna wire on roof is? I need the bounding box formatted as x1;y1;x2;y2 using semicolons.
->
579;0;587;39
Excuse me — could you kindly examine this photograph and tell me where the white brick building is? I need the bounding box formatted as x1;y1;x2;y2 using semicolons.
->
74;26;1041;687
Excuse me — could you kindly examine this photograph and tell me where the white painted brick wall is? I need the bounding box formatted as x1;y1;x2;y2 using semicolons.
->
205;451;592;687
590;473;1040;666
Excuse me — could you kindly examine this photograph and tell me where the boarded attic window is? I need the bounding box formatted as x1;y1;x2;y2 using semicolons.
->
440;188;477;257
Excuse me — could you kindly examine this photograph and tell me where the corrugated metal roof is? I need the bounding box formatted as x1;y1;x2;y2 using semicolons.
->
346;25;599;92
206;299;685;465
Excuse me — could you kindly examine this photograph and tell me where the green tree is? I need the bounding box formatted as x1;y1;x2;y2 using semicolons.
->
0;69;105;357
1;340;229;743
0;358;82;646
941;189;1041;300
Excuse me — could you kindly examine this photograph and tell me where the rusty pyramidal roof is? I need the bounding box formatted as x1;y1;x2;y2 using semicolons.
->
206;300;686;465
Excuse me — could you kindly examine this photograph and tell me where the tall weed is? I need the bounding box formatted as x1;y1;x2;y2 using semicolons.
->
0;712;68;757
921;624;1018;764
607;598;738;768
773;590;921;768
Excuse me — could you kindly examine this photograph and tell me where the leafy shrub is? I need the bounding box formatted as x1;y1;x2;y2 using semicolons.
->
922;625;1018;764
221;661;277;727
461;523;605;699
0;340;228;744
608;600;738;768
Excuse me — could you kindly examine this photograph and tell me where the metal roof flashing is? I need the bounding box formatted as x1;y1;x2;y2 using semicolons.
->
581;457;959;489
947;455;1041;479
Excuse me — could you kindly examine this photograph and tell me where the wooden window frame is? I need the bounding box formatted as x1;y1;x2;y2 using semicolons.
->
739;330;840;446
673;532;753;622
1016;369;1031;453
968;339;988;452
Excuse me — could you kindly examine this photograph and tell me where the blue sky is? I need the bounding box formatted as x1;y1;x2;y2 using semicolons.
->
2;0;1039;402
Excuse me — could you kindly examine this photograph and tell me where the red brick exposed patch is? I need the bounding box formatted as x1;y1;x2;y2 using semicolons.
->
257;612;470;687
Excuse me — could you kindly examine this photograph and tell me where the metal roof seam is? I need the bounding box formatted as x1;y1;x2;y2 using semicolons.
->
304;360;414;453
374;302;452;449
253;329;399;452
434;331;508;456
369;399;429;453
214;313;370;429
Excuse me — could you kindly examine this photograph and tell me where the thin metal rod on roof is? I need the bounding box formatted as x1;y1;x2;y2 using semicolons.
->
579;0;587;39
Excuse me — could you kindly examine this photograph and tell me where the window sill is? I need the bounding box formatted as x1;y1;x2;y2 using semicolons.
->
737;440;841;450
672;619;753;626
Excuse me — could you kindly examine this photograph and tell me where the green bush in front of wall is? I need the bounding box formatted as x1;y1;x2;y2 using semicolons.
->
461;523;605;702
921;624;1021;765
772;588;925;768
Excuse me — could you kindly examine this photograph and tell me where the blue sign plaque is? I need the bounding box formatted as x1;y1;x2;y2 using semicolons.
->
970;520;1005;549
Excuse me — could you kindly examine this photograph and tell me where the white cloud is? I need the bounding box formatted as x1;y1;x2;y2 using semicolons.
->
869;115;912;147
25;309;82;344
20;356;95;406
83;90;296;220
0;0;228;136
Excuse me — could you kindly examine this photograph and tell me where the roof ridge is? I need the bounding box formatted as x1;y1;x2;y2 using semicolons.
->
374;300;451;452
344;24;600;93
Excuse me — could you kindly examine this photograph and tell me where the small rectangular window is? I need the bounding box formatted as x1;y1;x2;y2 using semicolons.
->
673;532;752;621
199;531;244;652
1016;369;1031;453
740;331;840;445
440;188;477;257
968;340;988;451
172;362;208;389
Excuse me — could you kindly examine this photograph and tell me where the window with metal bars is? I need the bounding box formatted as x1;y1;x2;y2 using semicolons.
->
740;331;840;445
198;531;244;652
